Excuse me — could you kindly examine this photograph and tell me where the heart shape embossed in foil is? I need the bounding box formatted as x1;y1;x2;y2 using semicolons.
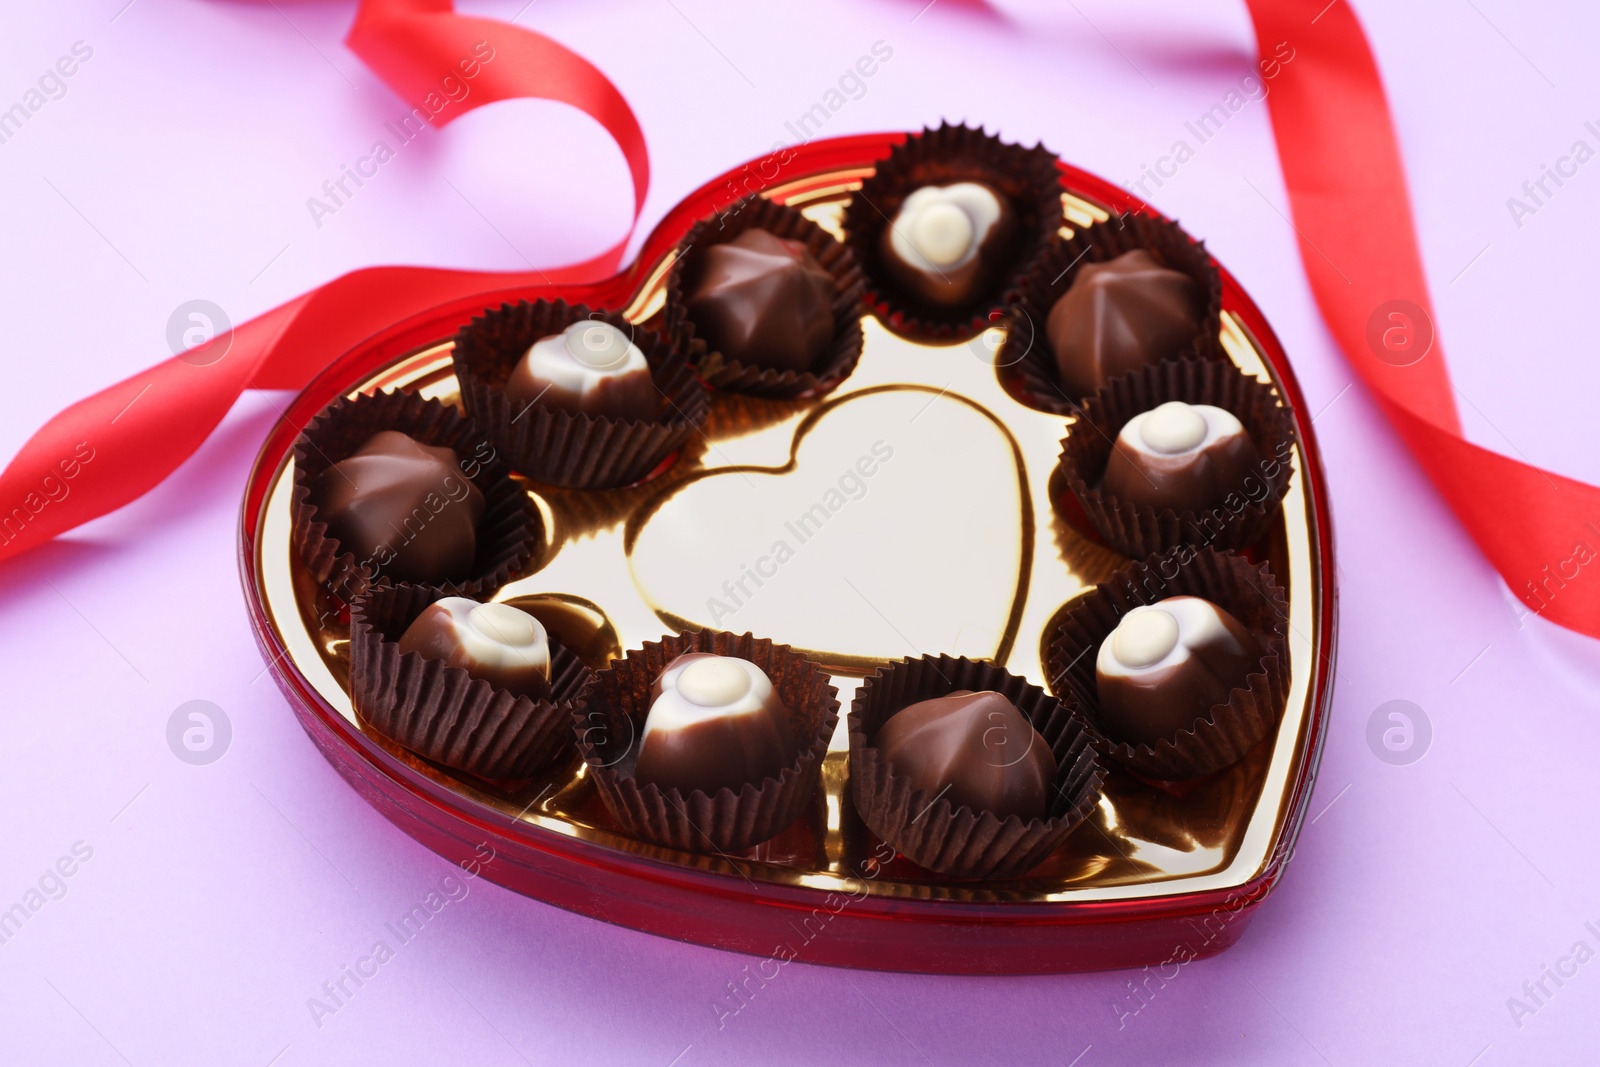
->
626;385;1033;672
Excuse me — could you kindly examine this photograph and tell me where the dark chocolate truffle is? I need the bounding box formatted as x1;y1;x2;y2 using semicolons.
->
635;653;798;795
311;430;485;583
397;597;552;701
879;181;1020;308
504;320;658;421
1103;401;1264;513
684;229;836;372
874;690;1056;822
1095;597;1263;747
1046;250;1203;398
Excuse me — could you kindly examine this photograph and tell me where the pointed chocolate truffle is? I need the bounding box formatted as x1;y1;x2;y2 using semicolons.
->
635;653;798;795
1046;250;1204;398
1095;597;1263;747
311;430;485;584
879;181;1020;309
397;597;552;701
504;320;659;421
684;229;837;372
874;690;1055;822
1103;401;1264;513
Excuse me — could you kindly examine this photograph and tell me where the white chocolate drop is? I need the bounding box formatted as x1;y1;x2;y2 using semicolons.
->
678;656;753;707
1096;596;1244;680
1110;607;1180;669
438;597;550;673
466;600;539;645
1139;401;1209;454
522;322;648;401
910;202;976;267
887;182;1004;274
1116;403;1244;460
564;320;634;370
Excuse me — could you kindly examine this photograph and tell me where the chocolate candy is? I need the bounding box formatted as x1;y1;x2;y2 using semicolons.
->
397;597;552;701
504;320;658;421
1095;597;1263;747
502;595;621;672
311;430;485;583
875;690;1055;822
635;653;798;794
880;182;1020;308
684;229;836;372
1103;401;1264;513
1046;250;1204;398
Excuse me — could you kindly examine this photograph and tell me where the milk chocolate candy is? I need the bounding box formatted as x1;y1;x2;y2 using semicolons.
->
683;229;838;373
635;653;799;795
847;654;1105;880
1103;401;1265;514
1095;596;1264;748
310;430;485;584
1047;250;1204;399
397;597;552;701
875;690;1056;822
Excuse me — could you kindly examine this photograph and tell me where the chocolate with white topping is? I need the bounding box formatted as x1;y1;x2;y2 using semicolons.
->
1095;596;1263;748
1103;400;1264;514
504;320;657;421
635;653;798;795
879;181;1020;308
397;597;552;701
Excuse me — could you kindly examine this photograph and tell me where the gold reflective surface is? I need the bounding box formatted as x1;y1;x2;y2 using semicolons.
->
252;176;1322;903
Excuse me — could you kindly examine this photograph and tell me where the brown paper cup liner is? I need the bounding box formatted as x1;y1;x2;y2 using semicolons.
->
841;121;1062;339
574;629;840;853
349;584;592;779
847;655;1103;881
1049;470;1129;588
540;385;822;542
1056;360;1299;558
291;389;539;603
452;300;710;489
535;432;709;543
1044;547;1289;780
1001;213;1225;415
663;195;866;398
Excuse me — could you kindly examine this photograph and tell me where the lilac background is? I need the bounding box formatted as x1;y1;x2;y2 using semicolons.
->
2;0;1598;1063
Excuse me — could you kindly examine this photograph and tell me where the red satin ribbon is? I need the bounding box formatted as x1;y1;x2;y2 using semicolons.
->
347;0;648;279
0;1;1590;637
0;0;647;566
1240;0;1596;632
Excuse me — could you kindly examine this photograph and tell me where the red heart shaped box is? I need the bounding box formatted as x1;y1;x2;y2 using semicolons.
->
239;131;1336;974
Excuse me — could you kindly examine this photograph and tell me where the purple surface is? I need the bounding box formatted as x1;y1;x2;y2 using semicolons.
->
2;1;1597;1063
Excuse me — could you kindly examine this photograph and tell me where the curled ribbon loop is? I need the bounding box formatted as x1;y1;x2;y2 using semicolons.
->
0;0;647;567
346;0;649;277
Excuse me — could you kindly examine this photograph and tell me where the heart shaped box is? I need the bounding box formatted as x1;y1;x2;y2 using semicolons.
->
240;131;1337;975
